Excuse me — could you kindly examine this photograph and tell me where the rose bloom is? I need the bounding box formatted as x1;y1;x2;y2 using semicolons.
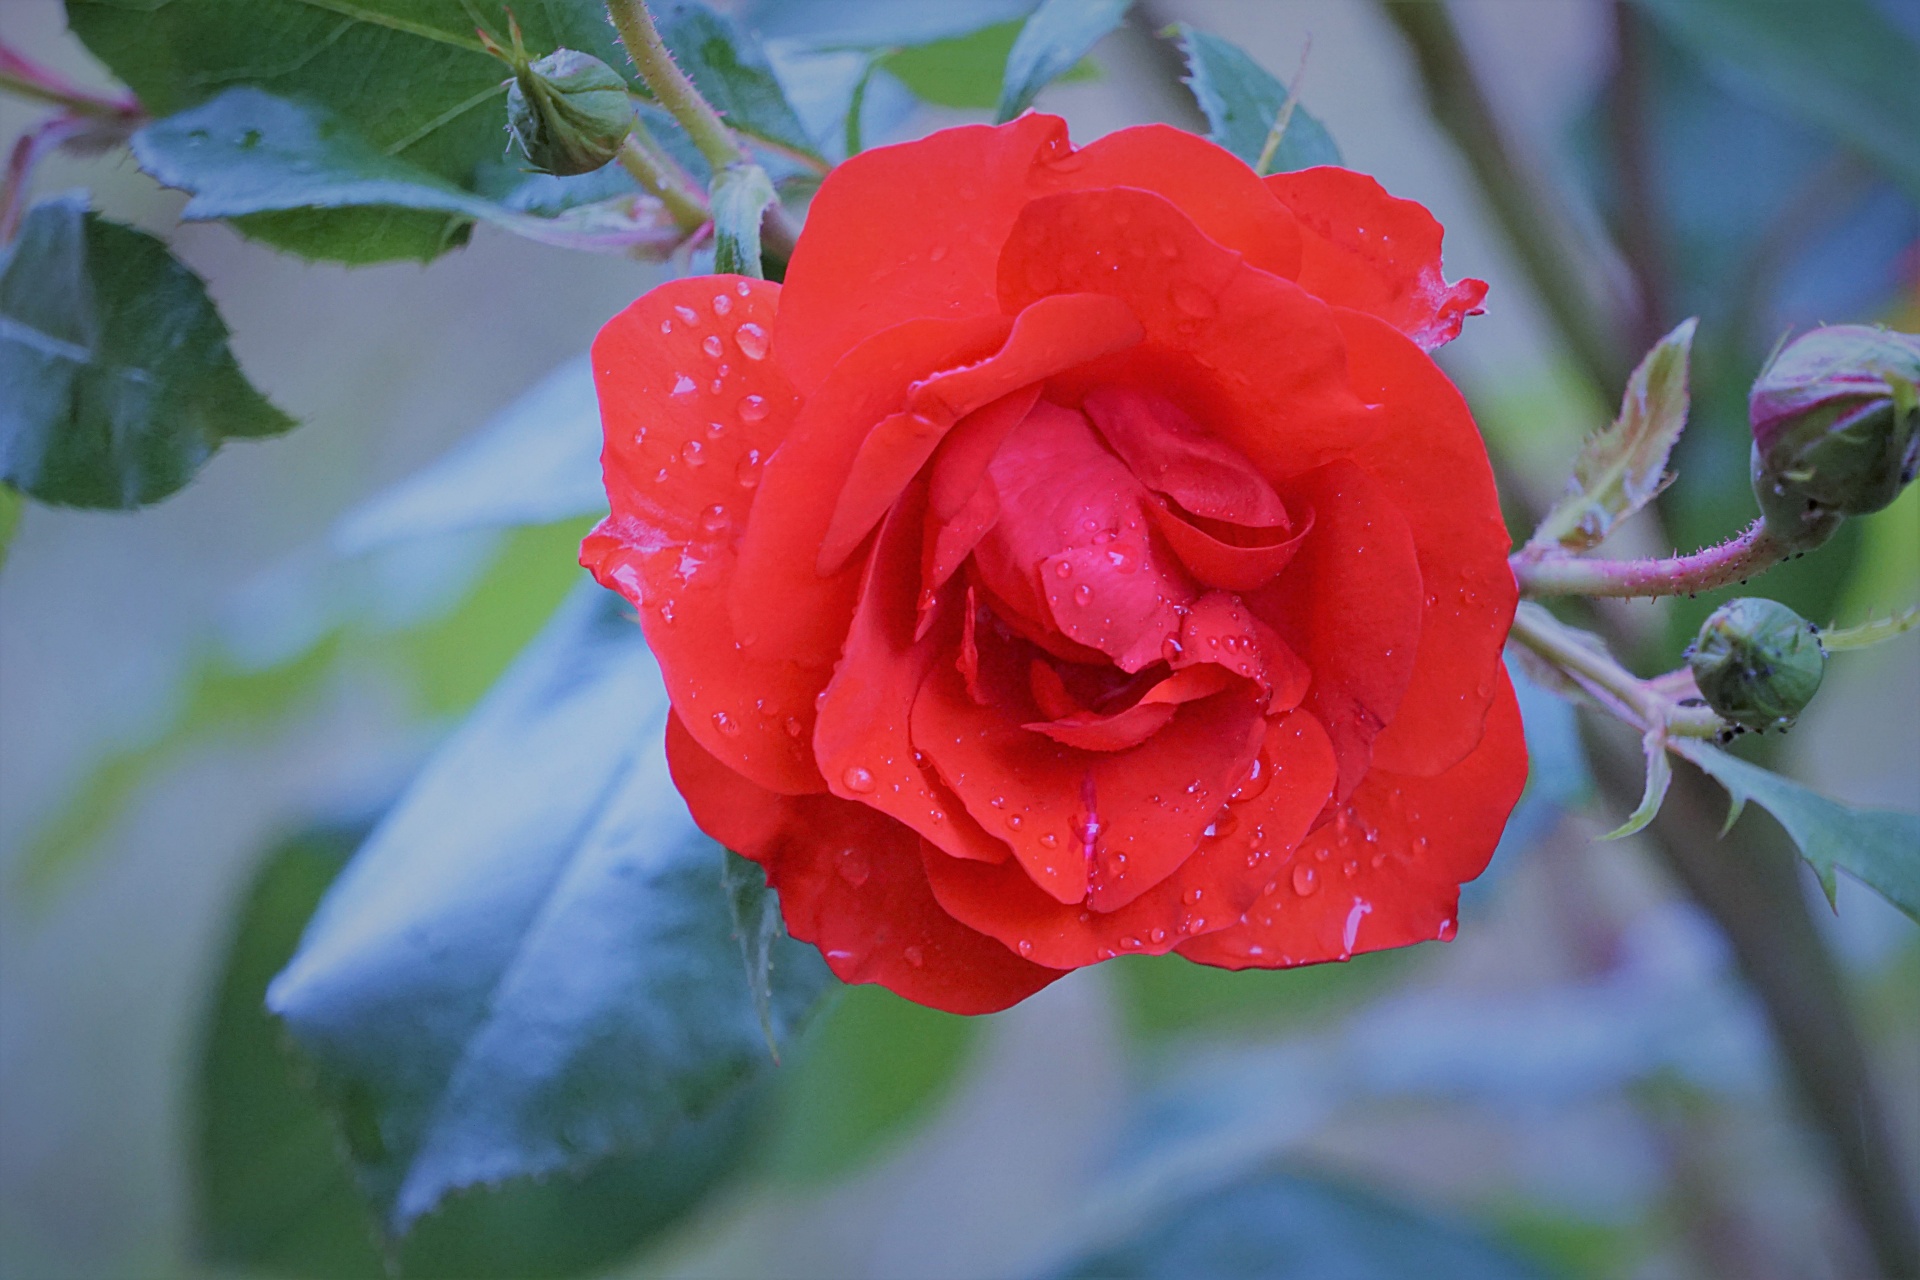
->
584;115;1526;1014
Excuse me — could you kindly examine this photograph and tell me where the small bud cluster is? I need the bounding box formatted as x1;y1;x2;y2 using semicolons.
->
1749;325;1920;551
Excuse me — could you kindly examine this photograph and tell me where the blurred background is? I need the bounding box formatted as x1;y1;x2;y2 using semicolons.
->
2;1;1916;1277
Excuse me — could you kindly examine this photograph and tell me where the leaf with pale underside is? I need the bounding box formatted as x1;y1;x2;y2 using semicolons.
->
995;0;1132;124
1532;318;1698;551
710;163;777;279
1674;739;1920;922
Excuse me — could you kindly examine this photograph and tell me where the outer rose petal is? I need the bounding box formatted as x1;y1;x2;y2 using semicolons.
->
1251;461;1424;800
666;714;1062;1015
775;117;1307;396
922;709;1336;968
775;114;1071;395
584;276;824;794
997;186;1376;482
1335;310;1518;776
1264;167;1487;351
1177;673;1526;970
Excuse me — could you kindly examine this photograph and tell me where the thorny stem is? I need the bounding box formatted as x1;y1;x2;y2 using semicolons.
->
604;0;744;171
603;0;801;267
1512;519;1792;598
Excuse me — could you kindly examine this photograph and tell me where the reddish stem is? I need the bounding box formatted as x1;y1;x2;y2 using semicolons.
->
1512;520;1791;599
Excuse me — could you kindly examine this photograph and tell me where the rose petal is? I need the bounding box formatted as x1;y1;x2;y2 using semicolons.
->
1148;496;1311;592
1175;590;1309;710
666;714;1062;1014
913;662;1264;910
817;293;1143;574
1335;310;1518;776
1264;167;1487;351
998;185;1374;483
922;709;1335;967
1177;673;1526;969
1250;460;1423;800
775;113;1073;395
929;385;1041;521
730;313;1011;669
816;484;1014;864
584;275;824;794
1082;385;1286;525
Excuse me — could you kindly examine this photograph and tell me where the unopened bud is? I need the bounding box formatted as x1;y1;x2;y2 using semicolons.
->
504;48;634;177
1686;597;1826;732
1750;325;1920;549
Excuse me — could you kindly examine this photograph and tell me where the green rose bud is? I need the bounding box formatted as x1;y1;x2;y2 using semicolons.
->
1685;597;1827;732
1750;325;1920;550
505;48;634;177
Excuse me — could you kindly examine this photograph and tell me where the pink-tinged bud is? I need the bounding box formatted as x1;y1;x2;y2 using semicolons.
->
1750;325;1920;549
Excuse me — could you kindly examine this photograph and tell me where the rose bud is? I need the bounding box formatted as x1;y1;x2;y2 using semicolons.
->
504;48;634;176
1750;325;1920;550
584;117;1523;1013
1686;597;1826;732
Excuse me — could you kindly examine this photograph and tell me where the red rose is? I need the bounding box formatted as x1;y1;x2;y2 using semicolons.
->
583;116;1526;1014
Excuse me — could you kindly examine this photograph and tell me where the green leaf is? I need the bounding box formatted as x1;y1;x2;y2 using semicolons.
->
267;583;835;1234
995;0;1132;123
333;357;604;555
1532;317;1697;551
134;90;681;258
1674;739;1920;922
709;162;777;278
767;985;977;1182
1601;727;1672;840
65;0;642;262
1631;0;1920;198
1037;1163;1552;1280
1819;603;1920;652
1173;25;1341;172
656;1;826;166
195;818;773;1280
0;194;293;508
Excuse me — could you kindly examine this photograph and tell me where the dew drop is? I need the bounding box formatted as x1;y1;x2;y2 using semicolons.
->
1343;859;1358;879
670;374;696;398
1006;813;1024;831
681;440;705;466
701;334;724;358
784;715;804;738
738;394;769;424
673;305;698;324
711;293;733;316
736;448;762;488
711;710;741;737
1018;939;1034;957
1184;888;1203;905
659;320;673;335
699;503;730;536
929;244;948;262
1150;927;1166;944
1073;583;1093;606
734;322;769;361
1039;832;1059;849
842;765;876;793
1120;935;1141;950
1053;560;1073;579
1291;864;1319;897
735;280;752;297
1436;918;1457;942
904;944;925;967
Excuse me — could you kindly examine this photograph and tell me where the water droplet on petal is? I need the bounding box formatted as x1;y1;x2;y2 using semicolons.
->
674;305;698;324
699;503;730;536
842;765;876;793
1292;864;1319;897
712;710;741;737
1053;560;1073;579
784;715;804;738
904;944;925;967
736;448;762;488
837;846;870;886
1006;813;1023;831
1040;832;1059;849
681;440;705;466
671;374;696;398
734;322;769;360
738;394;769;424
1436;918;1457;941
1073;583;1093;606
1150;928;1166;943
711;293;733;316
701;334;724;358
1017;939;1034;957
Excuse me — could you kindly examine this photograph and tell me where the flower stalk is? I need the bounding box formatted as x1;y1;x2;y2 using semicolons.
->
1507;603;1724;739
1511;519;1791;599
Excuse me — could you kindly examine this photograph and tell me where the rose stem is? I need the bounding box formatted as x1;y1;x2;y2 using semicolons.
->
615;125;708;230
603;0;801;265
1506;604;1723;738
1512;520;1793;599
